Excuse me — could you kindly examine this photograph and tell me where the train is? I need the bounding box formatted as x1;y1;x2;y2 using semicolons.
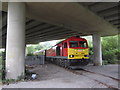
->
45;36;90;67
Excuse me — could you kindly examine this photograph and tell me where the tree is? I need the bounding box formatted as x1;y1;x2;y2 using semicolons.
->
101;35;119;64
26;45;35;56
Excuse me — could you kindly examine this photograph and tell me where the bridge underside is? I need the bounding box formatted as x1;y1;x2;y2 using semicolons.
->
0;2;119;48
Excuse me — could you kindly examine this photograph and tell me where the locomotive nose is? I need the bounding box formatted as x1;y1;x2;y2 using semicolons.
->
68;48;89;60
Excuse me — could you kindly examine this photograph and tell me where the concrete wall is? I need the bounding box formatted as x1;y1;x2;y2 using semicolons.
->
25;55;45;65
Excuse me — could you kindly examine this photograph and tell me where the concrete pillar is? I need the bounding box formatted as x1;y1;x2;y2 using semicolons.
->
92;34;102;66
6;2;26;79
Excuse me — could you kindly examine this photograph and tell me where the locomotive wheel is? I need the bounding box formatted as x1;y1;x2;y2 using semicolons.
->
61;59;65;67
60;59;63;67
64;59;70;68
58;58;61;66
64;59;68;68
56;58;58;65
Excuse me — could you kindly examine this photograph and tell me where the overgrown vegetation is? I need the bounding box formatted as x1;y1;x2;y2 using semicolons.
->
26;40;61;56
0;56;2;82
101;35;119;65
0;51;5;83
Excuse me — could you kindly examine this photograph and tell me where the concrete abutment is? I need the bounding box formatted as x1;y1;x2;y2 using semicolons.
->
6;2;26;79
92;34;102;66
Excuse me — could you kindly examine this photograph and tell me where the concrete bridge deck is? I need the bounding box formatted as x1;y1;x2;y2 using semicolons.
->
2;63;119;89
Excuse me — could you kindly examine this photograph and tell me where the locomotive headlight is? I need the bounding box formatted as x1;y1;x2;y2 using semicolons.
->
84;55;89;57
69;55;74;57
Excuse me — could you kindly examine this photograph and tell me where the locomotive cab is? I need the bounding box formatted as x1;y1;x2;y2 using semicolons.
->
67;37;89;66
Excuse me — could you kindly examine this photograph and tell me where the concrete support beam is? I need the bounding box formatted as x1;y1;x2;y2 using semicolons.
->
92;34;102;66
6;2;26;79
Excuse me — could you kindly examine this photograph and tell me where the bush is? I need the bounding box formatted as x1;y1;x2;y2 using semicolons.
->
89;47;93;55
0;56;6;81
102;60;108;65
27;53;34;56
101;35;119;64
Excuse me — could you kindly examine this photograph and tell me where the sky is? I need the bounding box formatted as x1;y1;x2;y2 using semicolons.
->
0;48;5;52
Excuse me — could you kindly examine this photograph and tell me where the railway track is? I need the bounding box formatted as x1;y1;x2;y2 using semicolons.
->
47;59;119;89
66;68;120;89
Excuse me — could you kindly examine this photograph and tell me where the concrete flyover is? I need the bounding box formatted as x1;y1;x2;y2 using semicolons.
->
0;2;119;79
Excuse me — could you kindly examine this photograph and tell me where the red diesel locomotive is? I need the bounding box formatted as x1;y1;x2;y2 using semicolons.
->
46;36;89;67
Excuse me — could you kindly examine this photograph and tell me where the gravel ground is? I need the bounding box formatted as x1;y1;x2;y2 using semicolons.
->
81;64;119;79
2;63;119;88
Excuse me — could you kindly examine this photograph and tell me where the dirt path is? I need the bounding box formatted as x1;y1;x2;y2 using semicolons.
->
2;63;119;88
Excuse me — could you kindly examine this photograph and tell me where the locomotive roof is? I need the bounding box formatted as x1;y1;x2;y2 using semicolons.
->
56;36;87;45
46;36;87;50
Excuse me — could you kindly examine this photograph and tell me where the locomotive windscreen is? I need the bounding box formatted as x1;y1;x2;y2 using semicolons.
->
79;41;87;48
69;41;87;48
70;41;78;48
